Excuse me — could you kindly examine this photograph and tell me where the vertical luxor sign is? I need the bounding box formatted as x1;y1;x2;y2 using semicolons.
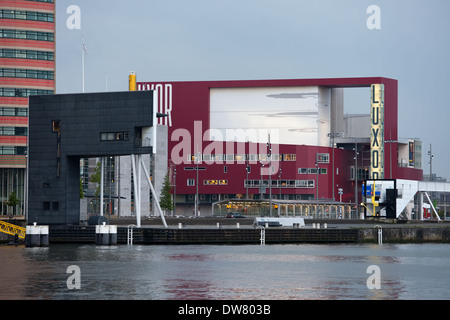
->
370;84;384;179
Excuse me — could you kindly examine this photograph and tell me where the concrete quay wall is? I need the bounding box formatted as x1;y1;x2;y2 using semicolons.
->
357;226;450;243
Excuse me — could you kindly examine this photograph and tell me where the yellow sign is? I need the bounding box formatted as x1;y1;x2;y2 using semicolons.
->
370;84;384;179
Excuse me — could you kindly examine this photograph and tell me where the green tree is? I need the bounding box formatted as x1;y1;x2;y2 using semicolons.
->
159;172;173;215
90;160;102;213
7;191;20;215
80;178;85;199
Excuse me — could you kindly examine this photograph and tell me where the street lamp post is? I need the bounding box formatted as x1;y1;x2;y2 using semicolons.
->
327;132;341;201
267;134;272;217
260;163;264;200
354;140;359;217
173;165;176;216
315;159;319;200
195;148;199;217
246;161;249;200
279;168;282;200
428;144;434;181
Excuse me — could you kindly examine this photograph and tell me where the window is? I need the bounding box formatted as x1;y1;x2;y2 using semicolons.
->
52;120;60;132
316;153;329;163
0;88;53;97
298;168;327;174
16;147;26;155
0;127;15;135
0;49;54;61
15;127;28;136
0;146;26;155
16;108;28;116
271;154;281;161
283;154;296;161
187;179;195;186
43;202;50;211
100;131;130;141
0;29;54;42
204;180;228;185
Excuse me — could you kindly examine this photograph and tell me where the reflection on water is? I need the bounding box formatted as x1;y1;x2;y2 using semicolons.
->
0;243;449;300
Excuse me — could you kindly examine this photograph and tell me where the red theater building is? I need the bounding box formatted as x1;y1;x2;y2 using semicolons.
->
0;0;55;217
137;77;422;217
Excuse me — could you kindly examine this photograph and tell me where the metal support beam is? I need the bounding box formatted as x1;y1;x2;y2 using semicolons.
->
130;154;140;227
100;157;104;216
424;192;441;221
139;155;168;228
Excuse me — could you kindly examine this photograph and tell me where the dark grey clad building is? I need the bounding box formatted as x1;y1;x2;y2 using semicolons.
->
28;91;154;225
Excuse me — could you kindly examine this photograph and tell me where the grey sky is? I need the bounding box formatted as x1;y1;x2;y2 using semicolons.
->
55;0;450;179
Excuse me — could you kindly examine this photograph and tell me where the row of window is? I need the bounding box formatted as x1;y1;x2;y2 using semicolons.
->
0;9;54;22
188;179;229;186
0;68;54;80
245;179;315;189
0;107;28;117
298;168;328;174
186;193;311;201
27;0;54;3
188;153;298;162
0;29;54;42
187;153;330;163
0;127;28;136
0;146;26;155
184;166;329;175
0;88;53;97
186;178;315;188
0;49;54;61
203;180;228;185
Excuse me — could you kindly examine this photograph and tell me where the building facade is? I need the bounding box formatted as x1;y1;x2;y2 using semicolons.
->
0;0;55;217
28;91;155;225
137;77;423;217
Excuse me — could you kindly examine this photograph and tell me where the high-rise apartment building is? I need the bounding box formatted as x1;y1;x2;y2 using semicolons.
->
0;0;55;217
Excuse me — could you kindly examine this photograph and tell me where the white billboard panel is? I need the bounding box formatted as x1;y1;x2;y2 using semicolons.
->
210;86;328;146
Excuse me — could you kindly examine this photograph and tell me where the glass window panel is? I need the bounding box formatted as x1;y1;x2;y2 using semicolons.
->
37;51;46;60
3;10;14;19
3;88;15;96
3;30;15;38
26;12;37;20
2;127;15;135
27;51;37;59
2;147;14;154
16;108;27;116
16;50;26;58
15;11;26;19
27;31;37;40
16;147;26;155
15;127;27;136
16;69;27;78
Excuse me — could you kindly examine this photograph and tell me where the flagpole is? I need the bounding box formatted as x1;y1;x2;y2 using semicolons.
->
81;35;86;93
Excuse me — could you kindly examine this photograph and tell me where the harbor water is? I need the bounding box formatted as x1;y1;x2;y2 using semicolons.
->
0;243;449;300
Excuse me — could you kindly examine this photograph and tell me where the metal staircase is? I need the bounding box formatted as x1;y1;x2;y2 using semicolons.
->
0;220;26;239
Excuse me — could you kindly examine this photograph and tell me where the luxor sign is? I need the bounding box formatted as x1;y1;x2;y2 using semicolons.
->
370;84;384;179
